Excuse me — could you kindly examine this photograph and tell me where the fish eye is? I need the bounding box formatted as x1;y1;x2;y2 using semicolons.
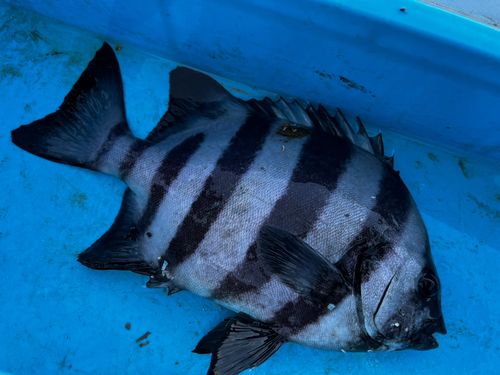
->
418;273;439;299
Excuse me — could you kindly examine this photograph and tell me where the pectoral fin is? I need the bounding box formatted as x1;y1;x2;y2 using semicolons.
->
193;313;285;375
258;225;352;308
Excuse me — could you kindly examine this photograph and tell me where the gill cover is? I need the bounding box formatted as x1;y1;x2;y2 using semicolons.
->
361;243;446;350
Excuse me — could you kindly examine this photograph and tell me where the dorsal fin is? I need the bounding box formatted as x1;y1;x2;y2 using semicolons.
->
147;67;243;143
246;97;393;168
148;67;393;168
305;103;332;134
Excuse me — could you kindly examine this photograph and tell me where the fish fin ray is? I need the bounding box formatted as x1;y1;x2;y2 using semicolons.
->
248;97;394;168
148;66;393;167
146;277;183;295
258;225;352;308
385;155;395;169
167;285;183;295
192;318;230;355
246;97;279;118
11;42;132;172
369;132;384;157
193;313;285;375
77;189;152;275
305;103;334;134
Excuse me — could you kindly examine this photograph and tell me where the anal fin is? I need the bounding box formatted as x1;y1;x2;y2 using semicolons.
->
77;189;152;275
193;313;285;375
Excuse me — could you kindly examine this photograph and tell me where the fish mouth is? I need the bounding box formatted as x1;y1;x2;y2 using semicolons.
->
425;315;447;336
411;316;446;350
411;332;439;350
369;274;446;351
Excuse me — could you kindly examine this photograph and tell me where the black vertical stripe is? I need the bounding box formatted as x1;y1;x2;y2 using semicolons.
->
336;165;414;348
271;298;323;336
212;243;271;300
370;166;413;231
352;237;390;350
263;133;353;237
91;123;129;169
341;164;414;283
332;226;393;349
271;164;414;339
118;139;151;179
137;133;205;232
166;114;273;266
213;131;353;301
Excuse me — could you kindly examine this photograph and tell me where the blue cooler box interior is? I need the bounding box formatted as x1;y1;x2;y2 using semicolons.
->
0;0;499;374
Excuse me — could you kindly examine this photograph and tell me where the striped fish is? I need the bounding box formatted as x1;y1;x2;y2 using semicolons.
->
11;43;446;375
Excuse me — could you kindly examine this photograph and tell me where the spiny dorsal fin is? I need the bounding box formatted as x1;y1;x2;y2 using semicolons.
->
149;67;393;168
305;103;332;134
247;96;392;168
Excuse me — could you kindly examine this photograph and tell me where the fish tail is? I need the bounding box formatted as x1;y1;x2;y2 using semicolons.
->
11;43;140;176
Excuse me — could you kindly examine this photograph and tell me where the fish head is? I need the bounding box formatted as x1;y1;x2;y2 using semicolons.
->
360;213;446;351
371;253;445;351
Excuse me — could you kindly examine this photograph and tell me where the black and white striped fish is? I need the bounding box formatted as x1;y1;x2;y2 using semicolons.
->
11;43;446;375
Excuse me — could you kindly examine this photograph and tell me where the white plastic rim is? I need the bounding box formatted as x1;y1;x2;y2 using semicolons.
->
420;0;500;27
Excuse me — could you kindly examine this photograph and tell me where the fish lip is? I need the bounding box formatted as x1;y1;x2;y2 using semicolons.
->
428;332;440;347
411;327;444;350
422;332;440;350
424;315;447;336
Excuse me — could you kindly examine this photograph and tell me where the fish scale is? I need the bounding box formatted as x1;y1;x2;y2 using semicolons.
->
201;131;358;325
165;113;274;268
11;43;446;375
142;123;246;265
118;139;149;178
174;122;309;297
137;133;206;233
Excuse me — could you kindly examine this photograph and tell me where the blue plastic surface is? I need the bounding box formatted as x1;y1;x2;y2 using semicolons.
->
3;0;500;163
1;3;499;375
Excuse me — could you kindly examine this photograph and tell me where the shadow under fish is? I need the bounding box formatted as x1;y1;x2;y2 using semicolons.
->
11;43;446;375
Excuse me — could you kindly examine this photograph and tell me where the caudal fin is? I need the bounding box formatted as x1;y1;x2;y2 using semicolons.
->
11;42;131;172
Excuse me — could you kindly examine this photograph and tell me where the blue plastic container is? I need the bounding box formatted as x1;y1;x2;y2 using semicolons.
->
1;1;499;374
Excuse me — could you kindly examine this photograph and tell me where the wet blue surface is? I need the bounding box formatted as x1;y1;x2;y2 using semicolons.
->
1;3;499;375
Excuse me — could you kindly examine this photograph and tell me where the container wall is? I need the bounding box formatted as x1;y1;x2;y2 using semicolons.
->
2;0;500;162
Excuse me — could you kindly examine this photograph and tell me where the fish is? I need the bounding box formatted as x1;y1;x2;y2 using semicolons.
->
11;43;446;375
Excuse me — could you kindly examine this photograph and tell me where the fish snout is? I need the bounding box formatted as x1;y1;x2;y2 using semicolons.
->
411;315;446;350
424;315;447;336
